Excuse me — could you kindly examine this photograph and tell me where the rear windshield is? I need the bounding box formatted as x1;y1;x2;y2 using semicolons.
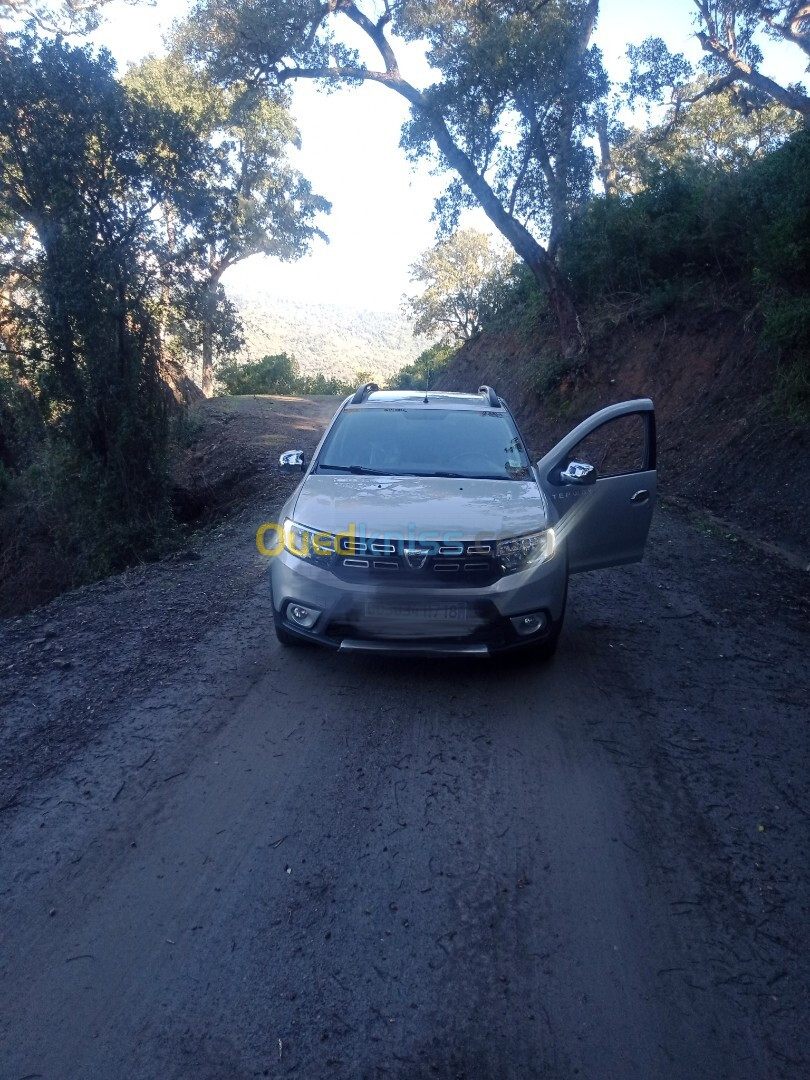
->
316;407;531;480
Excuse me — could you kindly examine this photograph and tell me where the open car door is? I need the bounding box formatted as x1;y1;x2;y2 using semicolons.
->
535;400;657;574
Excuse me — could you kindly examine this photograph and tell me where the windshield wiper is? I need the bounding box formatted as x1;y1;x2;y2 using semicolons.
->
316;464;386;475
419;471;466;479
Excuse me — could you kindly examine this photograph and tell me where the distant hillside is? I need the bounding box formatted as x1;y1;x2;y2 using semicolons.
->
226;292;430;383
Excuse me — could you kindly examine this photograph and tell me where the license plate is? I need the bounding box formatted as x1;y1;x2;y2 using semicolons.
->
364;601;468;621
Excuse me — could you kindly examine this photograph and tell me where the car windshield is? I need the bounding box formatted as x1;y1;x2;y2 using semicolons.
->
316;407;531;480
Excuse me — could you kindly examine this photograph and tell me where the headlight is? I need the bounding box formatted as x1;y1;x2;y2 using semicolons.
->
496;528;555;573
282;519;336;563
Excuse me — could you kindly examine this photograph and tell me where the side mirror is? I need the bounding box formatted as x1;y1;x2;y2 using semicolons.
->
560;460;597;486
279;450;305;474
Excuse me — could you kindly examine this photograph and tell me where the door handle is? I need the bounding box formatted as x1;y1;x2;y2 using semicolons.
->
631;489;650;504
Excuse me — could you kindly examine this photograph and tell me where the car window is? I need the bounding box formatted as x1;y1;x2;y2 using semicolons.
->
316;408;531;480
565;413;646;477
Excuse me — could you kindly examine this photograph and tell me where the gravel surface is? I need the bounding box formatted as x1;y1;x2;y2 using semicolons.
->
1;396;808;1079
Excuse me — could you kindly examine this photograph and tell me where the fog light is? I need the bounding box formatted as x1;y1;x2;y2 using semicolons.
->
510;611;548;637
286;603;320;630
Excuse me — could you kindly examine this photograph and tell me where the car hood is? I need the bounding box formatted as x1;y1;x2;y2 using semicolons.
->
291;473;549;540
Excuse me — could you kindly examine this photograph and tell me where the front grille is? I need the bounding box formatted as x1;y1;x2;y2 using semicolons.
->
329;537;502;586
325;599;508;645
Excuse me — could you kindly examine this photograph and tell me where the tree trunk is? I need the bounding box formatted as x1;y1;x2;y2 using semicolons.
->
428;113;586;357
280;10;588;357
158;203;177;352
530;250;584;361
201;316;214;398
546;181;568;262
200;274;219;398
596;112;618;197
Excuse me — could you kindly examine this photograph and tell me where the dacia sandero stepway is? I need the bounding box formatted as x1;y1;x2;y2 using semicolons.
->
268;384;656;658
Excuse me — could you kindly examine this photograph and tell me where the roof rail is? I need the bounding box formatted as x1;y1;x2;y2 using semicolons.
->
478;385;500;408
350;381;379;405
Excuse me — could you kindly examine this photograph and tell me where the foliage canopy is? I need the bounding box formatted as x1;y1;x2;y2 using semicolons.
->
628;4;810;125
614;75;801;191
404;228;513;344
0;33;206;567
216;352;360;396
179;0;609;355
125;51;330;395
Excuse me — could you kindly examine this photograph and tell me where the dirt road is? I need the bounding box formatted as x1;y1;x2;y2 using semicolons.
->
1;397;808;1079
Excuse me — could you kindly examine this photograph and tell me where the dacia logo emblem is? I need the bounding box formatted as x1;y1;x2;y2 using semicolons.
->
403;546;430;570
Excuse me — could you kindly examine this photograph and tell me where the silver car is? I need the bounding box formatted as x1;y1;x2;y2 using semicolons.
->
267;384;656;658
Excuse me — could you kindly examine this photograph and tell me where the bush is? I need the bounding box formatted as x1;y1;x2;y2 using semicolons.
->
0;437;177;615
216;353;363;398
554;131;810;419
298;372;356;396
531;352;579;397
0;369;45;474
749;132;810;296
760;296;810;422
561;164;750;305
216;353;301;395
169;406;207;449
761;295;810;354
484;266;550;334
773;355;810;424
387;342;455;390
560;131;810;312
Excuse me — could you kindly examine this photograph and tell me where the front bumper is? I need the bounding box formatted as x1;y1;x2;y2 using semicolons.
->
269;546;567;656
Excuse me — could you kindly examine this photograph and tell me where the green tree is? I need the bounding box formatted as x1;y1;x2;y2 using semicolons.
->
615;75;801;191
0;0;134;36
179;0;609;357
0;33;211;567
386;340;454;390
126;53;330;396
217;352;301;394
404;229;513;343
627;5;810;128
216;353;358;395
693;2;810;124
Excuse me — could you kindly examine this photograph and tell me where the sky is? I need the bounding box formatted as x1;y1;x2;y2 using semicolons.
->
92;0;809;312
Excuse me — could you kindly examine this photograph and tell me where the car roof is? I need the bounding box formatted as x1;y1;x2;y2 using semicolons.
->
351;390;499;410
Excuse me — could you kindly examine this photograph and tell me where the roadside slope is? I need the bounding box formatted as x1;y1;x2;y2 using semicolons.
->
0;395;338;805
436;307;810;566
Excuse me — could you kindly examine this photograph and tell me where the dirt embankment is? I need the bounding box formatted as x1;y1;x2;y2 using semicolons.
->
171;394;336;524
436;307;810;567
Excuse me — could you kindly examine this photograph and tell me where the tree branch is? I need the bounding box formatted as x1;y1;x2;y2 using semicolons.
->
508;117;539;217
550;0;598;243
695;26;810;121
300;3;339;55
695;1;719;41
274;0;585;353
760;3;810;59
678;72;737;104
339;0;401;78
278;63;423;105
